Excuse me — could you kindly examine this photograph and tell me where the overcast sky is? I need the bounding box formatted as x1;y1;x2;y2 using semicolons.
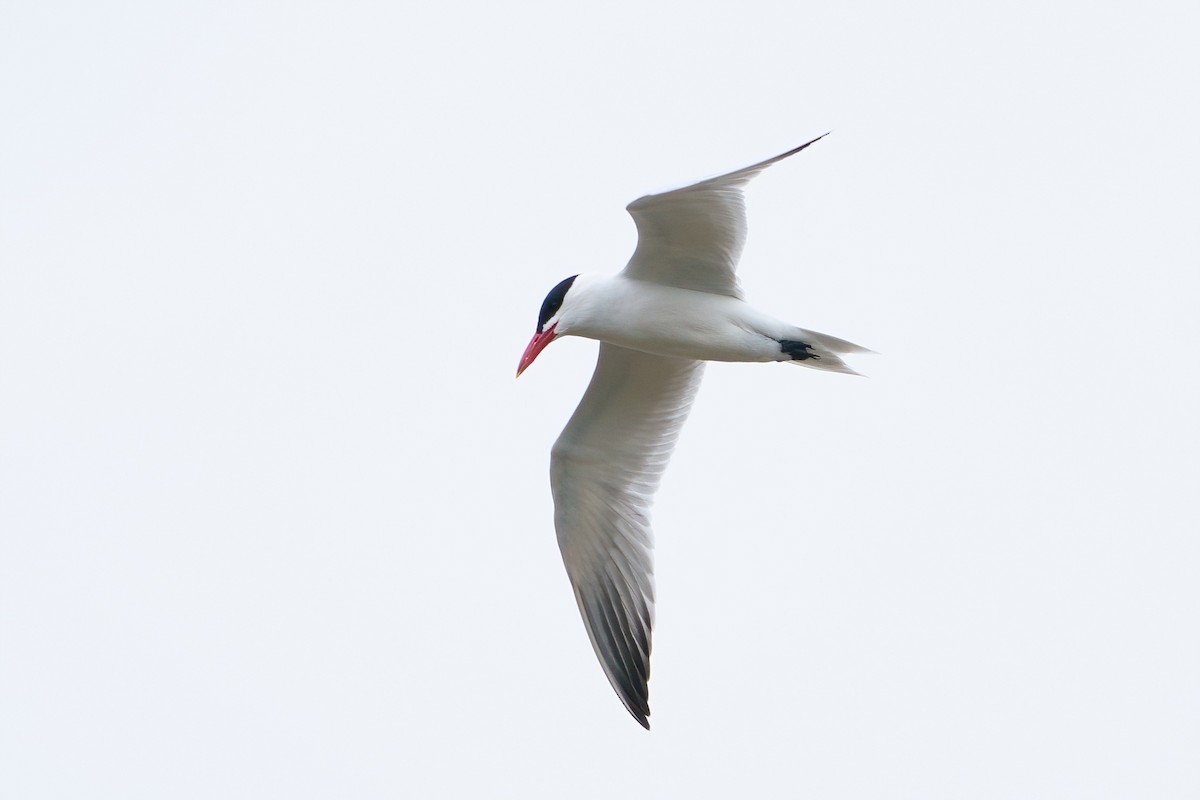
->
2;2;1198;798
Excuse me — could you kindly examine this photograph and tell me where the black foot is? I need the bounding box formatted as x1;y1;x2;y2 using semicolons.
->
778;339;822;361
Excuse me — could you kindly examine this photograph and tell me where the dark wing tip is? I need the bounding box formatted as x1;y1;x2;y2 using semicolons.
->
608;655;652;729
578;579;655;729
615;680;650;728
676;131;834;193
768;130;831;164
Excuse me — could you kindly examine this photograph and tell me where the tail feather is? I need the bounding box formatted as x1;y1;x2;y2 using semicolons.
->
783;328;872;376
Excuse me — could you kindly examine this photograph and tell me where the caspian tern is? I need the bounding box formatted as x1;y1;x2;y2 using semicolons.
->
517;134;867;729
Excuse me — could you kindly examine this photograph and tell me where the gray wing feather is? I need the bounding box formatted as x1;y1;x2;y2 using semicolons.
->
551;344;705;728
621;133;829;298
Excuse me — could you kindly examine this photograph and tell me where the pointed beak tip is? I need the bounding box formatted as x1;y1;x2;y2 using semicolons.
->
516;326;556;379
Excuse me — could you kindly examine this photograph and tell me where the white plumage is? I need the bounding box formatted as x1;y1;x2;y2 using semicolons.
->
518;134;867;728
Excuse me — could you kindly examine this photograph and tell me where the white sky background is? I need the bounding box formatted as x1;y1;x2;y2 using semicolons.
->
2;1;1198;797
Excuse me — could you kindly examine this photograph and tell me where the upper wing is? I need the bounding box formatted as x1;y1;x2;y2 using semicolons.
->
550;344;705;728
621;133;829;298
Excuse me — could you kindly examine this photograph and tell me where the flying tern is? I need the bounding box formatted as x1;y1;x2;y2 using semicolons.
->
517;134;867;728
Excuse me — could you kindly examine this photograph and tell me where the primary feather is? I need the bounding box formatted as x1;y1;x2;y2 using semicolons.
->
551;345;704;728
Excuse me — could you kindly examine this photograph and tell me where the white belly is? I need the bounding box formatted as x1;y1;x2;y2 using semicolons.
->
569;278;788;363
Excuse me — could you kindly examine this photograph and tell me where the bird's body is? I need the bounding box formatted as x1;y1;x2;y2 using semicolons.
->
558;273;863;366
555;275;780;361
518;134;867;729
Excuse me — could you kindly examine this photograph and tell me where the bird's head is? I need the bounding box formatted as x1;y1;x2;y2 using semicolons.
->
517;274;580;377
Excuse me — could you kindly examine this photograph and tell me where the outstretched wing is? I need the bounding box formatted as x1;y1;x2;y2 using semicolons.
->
621;133;829;299
550;344;705;728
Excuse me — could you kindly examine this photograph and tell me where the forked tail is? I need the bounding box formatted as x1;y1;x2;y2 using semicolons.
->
778;328;872;375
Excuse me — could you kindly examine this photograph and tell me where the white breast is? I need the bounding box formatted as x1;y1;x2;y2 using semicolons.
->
564;276;787;362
